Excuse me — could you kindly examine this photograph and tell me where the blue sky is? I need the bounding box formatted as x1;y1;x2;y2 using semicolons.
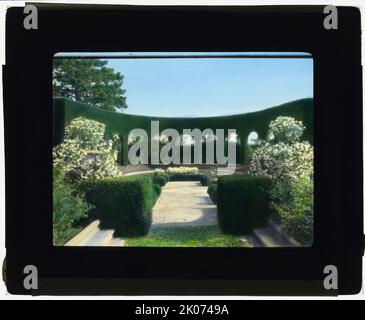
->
58;52;313;117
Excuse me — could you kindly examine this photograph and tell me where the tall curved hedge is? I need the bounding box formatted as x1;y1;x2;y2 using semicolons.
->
53;97;313;165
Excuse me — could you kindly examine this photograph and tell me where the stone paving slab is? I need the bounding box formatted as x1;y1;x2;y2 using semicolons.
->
152;181;217;228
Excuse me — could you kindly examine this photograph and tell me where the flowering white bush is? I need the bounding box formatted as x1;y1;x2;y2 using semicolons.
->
166;166;199;174
250;116;313;245
250;141;313;183
66;117;105;148
154;168;165;174
269;116;305;143
250;116;312;184
53;117;122;180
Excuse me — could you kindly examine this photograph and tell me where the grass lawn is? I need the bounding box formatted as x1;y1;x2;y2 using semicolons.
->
125;225;252;247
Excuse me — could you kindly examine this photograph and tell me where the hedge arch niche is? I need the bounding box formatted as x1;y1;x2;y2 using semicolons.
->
247;131;259;145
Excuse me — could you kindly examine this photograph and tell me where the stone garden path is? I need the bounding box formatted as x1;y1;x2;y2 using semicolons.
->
152;181;217;228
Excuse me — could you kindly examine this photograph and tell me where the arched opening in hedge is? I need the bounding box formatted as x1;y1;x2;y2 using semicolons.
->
247;131;259;146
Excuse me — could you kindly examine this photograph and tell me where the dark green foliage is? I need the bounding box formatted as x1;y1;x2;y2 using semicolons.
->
79;176;155;237
53;59;127;111
273;178;314;246
154;172;169;182
207;182;218;204
53;97;313;162
152;175;168;187
168;173;210;187
53;167;89;245
53;98;66;146
217;175;272;234
199;174;211;186
168;173;203;182
280;214;313;246
152;183;162;197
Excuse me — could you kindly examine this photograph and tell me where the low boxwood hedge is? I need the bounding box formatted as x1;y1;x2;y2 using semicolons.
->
154;172;169;181
217;175;272;234
79;175;155;237
152;183;162;197
152;175;168;187
199;174;211;186
207;182;218;204
168;173;210;186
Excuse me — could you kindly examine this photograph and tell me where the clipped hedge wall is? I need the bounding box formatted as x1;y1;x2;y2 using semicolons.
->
53;97;313;163
217;175;272;234
79;175;154;237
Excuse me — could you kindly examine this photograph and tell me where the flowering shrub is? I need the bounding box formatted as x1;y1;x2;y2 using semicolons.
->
269;116;305;144
166;166;199;175
65;117;105;148
53;117;122;180
154;168;165;175
250;116;313;245
250;141;313;183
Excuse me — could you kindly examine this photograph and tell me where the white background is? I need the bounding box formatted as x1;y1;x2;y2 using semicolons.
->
0;0;364;300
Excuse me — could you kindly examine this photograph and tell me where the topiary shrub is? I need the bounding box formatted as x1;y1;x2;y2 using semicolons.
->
152;175;167;187
199;174;211;186
79;175;155;237
154;169;169;180
207;182;218;204
152;183;162;197
217;175;272;234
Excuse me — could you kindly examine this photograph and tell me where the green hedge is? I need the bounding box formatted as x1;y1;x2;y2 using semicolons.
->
152;175;168;187
199;174;211;186
217;175;272;234
168;173;210;186
53;97;313;163
79;175;155;237
156;172;169;182
53;167;89;245
207;182;218;204
152;183;162;197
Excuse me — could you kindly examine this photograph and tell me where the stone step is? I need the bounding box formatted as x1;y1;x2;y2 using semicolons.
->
253;225;300;247
84;229;115;246
64;220;100;246
106;238;125;247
